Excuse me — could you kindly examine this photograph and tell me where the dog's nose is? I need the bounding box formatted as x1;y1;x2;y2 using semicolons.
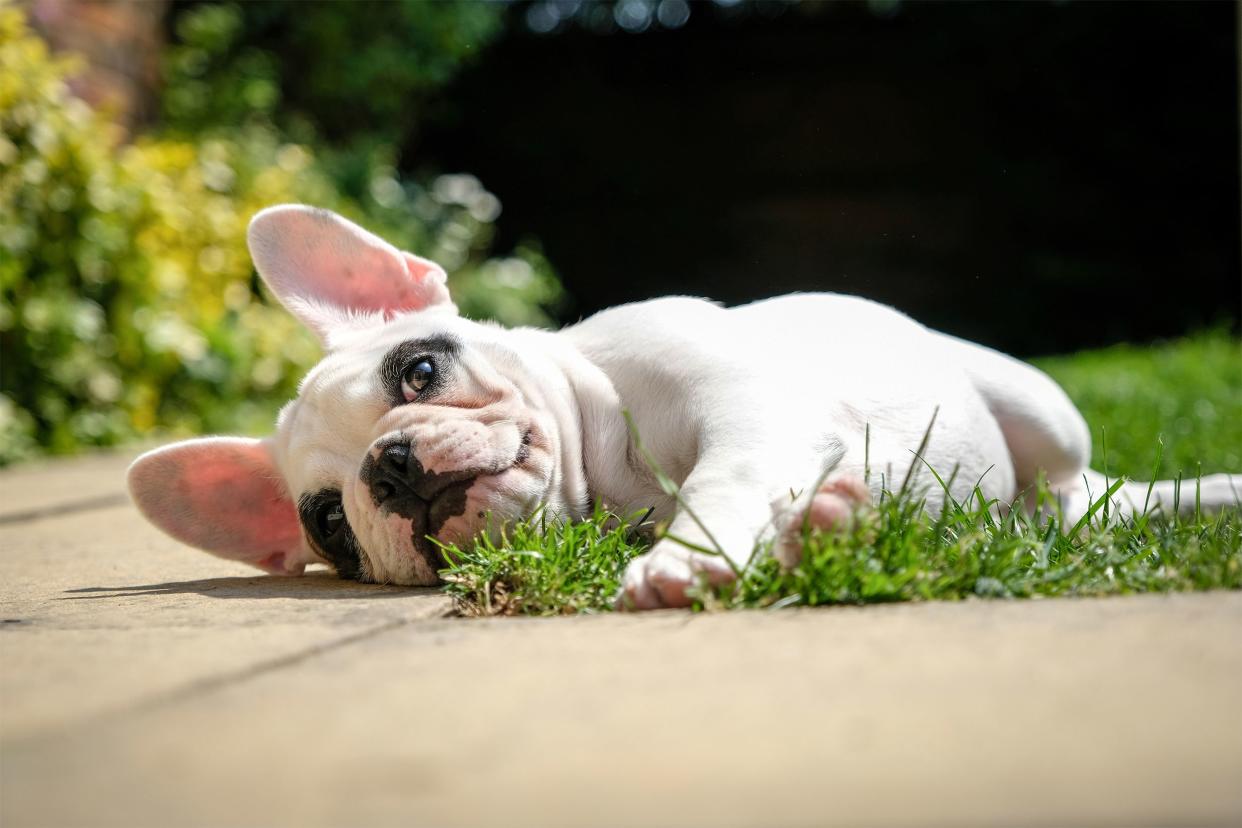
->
371;442;412;505
366;438;477;507
382;443;409;474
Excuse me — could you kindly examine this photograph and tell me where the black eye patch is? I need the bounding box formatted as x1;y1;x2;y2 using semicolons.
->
378;335;460;406
298;489;365;581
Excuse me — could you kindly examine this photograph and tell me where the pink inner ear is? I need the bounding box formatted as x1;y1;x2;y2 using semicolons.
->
128;438;308;575
319;243;424;313
248;206;454;338
399;252;454;314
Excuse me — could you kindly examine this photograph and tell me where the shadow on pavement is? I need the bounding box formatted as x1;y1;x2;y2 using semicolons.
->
60;570;438;601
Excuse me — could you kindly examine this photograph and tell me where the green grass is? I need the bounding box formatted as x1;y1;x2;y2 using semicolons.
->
1033;330;1241;479
439;332;1242;616
439;504;652;616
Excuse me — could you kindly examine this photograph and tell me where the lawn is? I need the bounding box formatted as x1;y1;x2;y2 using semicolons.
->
439;332;1242;615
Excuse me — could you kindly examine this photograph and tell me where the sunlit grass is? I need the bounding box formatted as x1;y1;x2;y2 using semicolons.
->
1033;330;1241;478
439;332;1242;616
438;504;651;616
725;475;1239;610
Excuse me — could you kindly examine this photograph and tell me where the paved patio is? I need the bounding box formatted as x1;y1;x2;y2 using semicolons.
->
2;449;1240;827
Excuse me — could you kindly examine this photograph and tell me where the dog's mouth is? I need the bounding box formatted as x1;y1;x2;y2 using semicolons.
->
407;476;475;565
381;427;535;569
513;426;533;466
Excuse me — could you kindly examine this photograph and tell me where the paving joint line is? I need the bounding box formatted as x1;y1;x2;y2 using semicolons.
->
5;617;417;747
0;493;131;526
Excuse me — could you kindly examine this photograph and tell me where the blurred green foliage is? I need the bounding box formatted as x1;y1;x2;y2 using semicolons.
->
163;1;504;149
0;6;562;464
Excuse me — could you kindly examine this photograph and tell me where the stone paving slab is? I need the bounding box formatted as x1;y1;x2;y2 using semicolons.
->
0;448;145;522
2;451;1240;828
0;451;451;741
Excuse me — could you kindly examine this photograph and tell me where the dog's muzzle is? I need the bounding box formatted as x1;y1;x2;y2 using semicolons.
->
361;438;478;561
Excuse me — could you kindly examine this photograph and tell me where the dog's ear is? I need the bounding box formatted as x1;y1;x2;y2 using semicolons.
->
247;205;456;343
127;437;314;575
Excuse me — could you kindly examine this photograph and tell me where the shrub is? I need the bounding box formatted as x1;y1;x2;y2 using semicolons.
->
161;1;506;148
0;9;562;464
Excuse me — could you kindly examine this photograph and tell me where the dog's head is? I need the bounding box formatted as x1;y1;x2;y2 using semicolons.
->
128;206;587;584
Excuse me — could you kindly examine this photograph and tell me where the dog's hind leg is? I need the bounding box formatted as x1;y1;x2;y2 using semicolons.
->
936;332;1241;523
935;332;1092;489
1053;469;1241;525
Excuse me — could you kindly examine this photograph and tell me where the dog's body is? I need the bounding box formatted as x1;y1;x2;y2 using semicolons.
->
128;206;1240;609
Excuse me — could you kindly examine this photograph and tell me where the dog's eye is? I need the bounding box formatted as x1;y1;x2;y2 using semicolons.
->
315;497;345;540
300;490;363;581
401;359;434;401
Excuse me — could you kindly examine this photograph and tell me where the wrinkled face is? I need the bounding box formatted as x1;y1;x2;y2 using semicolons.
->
273;312;577;584
126;205;587;586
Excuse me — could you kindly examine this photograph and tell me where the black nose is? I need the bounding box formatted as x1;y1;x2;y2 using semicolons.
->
368;439;416;506
365;437;480;508
382;443;409;475
373;444;410;504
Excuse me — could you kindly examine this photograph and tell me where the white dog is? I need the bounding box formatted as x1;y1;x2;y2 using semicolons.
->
127;205;1240;609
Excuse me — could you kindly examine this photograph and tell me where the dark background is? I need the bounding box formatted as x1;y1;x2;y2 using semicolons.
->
416;0;1241;356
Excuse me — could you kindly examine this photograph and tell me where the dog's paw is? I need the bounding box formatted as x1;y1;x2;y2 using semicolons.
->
617;543;736;611
775;473;871;568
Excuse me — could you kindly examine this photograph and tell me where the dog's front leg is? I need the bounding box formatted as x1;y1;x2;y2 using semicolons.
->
618;453;777;610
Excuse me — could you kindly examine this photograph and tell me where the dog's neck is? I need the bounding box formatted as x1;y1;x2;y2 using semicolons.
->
536;331;665;520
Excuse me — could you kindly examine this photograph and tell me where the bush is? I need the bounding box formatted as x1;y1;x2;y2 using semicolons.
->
161;1;506;149
0;9;562;464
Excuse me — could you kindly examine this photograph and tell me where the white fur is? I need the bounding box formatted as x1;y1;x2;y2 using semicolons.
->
128;206;1241;609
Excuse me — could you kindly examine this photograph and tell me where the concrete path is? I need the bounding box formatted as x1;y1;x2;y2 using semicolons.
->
2;450;1240;827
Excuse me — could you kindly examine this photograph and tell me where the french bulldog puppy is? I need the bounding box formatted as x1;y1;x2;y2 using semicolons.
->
127;205;1240;609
